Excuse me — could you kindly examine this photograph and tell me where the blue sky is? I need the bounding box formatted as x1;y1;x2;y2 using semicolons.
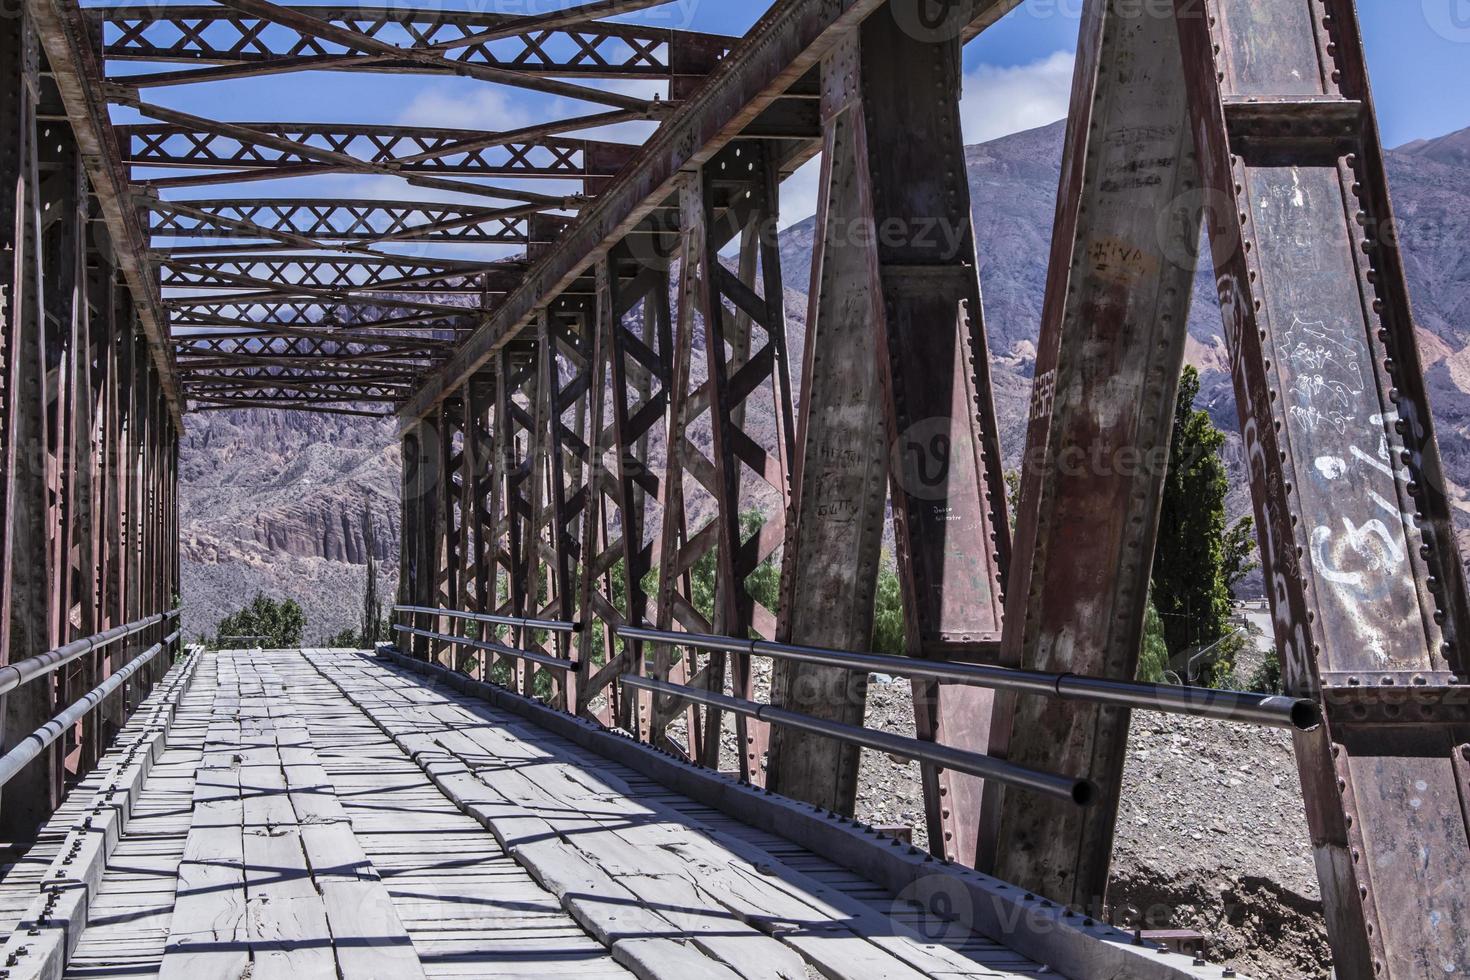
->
110;0;1470;248
616;1;1470;147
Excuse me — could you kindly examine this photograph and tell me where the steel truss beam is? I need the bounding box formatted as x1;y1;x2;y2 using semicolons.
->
92;5;732;83
169;300;471;333
147;199;537;245
766;13;1011;868
573;246;672;725
399;0;900;420
19;0;1466;972
990;0;1203;901
120;123;636;190
2;3;180;840
989;0;1470;974
1174;0;1468;972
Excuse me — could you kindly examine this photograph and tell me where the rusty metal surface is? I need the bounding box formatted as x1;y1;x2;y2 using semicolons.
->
991;0;1202;906
1173;0;1470;974
1;4;179;840
398;0;892;423
853;10;1012;869
26;0;182;429
766;32;885;813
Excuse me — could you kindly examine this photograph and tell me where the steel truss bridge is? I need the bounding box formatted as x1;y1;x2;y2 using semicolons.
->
0;0;1465;978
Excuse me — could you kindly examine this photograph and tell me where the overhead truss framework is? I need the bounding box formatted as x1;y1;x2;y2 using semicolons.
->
22;0;1470;975
41;0;737;414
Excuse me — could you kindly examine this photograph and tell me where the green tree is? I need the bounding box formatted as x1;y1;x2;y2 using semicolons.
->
1003;469;1021;531
214;593;305;648
326;626;361;648
1151;366;1251;686
1221;515;1259;594
1248;648;1284;694
871;560;906;656
1135;600;1170;683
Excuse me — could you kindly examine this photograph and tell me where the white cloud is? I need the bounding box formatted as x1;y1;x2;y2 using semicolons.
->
397;86;537;132
777;155;823;231
959;51;1075;144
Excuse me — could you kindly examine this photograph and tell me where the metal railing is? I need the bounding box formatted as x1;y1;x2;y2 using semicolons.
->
384;608;1321;810
615;625;1321;732
395;604;581;635
0;611;178;700
0;611;182;791
391;605;580;675
621;674;1094;805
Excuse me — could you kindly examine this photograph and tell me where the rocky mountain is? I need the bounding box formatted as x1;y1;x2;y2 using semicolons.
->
180;119;1470;638
179;409;400;642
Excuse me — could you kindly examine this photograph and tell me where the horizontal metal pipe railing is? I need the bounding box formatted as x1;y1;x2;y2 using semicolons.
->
0;610;181;700
0;630;182;791
615;625;1321;732
394;604;580;635
621;674;1093;806
391;623;578;673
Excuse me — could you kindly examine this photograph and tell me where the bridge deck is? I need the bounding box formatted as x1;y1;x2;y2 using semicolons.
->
1;648;1062;980
0;648;1231;980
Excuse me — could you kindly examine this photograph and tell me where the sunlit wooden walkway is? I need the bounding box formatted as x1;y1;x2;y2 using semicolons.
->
0;649;1233;980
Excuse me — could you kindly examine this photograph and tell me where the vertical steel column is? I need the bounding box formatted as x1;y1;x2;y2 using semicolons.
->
497;343;542;693
398;423;415;654
399;418;436;661
101;311;130;733
147;373;165;684
0;6;56;839
535;306;589;709
39;84;83;787
488;349;523;681
71;179;102;770
485;359;514;681
40;124;80;680
94;271;124;748
41;72;78;788
1171;0;1470;973
700;144;796;782
458;371;495;668
436;399;462;664
574;262;616;722
766;35;889;814
648;179;712;751
988;0;1204;905
523;318;555;696
769;8;1012;864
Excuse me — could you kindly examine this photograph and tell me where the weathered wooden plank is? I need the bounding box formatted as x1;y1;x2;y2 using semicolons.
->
311;650;1044;980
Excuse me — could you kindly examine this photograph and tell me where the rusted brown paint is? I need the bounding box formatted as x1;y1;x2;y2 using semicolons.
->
838;8;1011;869
1174;0;1470;974
991;0;1202;904
0;8;60;838
0;10;177;835
767;33;884;813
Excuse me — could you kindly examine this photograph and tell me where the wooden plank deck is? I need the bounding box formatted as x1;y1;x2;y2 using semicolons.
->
63;651;216;979
2;647;1228;980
